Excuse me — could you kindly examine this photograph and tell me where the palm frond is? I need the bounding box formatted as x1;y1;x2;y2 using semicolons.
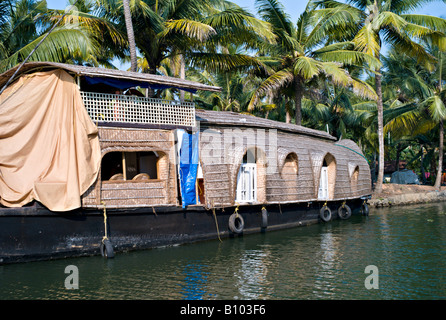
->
353;23;381;57
384;103;421;138
0;26;93;72
188;52;268;74
307;5;363;48
160;19;216;42
203;7;277;44
401;14;446;32
422;95;446;122
315;49;382;69
350;76;378;100
248;68;294;110
255;0;293;36
294;56;322;80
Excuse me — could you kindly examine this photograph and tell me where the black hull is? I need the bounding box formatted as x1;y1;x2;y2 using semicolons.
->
0;199;366;264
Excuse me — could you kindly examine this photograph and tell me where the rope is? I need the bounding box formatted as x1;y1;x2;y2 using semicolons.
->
212;207;222;243
234;205;240;218
334;143;370;164
101;201;108;243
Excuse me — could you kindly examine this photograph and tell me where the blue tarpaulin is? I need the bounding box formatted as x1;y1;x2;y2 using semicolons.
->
179;130;199;208
84;76;197;93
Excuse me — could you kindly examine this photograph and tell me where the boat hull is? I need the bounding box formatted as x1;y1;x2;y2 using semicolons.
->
0;199;366;264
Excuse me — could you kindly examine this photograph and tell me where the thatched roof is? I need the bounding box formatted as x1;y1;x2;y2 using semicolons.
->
0;62;222;93
195;109;337;141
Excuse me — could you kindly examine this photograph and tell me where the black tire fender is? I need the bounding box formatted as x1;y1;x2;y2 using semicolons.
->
100;238;115;258
320;206;332;222
361;202;369;216
338;204;352;220
261;208;268;229
229;213;244;234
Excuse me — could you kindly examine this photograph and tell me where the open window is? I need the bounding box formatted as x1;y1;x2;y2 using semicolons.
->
101;151;159;182
236;149;257;203
318;153;336;200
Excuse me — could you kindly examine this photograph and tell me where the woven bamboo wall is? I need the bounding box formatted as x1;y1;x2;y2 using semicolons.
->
82;123;371;209
199;125;371;207
82;127;177;208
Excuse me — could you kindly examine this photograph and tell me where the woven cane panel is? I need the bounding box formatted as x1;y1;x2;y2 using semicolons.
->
100;181;168;207
200;126;371;206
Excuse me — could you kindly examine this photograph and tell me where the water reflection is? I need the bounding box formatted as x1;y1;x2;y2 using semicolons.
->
1;202;446;300
179;263;209;300
236;249;273;299
313;231;339;298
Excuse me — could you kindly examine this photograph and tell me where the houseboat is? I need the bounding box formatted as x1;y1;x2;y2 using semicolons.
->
0;62;371;264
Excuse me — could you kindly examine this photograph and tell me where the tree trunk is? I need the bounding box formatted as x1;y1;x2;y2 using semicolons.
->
179;54;186;102
123;0;137;72
285;101;291;124
295;78;303;126
421;145;427;184
434;120;444;190
434;52;444;190
395;143;401;172
374;69;385;195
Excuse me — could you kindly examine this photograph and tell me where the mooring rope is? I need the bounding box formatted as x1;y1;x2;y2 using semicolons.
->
212;207;222;243
101;201;108;243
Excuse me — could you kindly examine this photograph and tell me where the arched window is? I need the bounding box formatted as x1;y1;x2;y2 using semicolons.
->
318;153;336;200
236;149;257;203
282;153;298;178
281;153;299;201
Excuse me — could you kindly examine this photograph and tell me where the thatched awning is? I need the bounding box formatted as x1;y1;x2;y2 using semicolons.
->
195;109;337;141
0;62;222;93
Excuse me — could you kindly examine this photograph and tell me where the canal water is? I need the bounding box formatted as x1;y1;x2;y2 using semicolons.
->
1;202;445;300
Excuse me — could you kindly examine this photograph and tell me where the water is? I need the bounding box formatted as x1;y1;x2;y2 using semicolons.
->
1;202;446;300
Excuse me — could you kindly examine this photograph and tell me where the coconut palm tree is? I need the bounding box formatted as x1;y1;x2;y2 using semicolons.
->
383;46;446;190
247;0;378;125
94;0;274;76
317;0;446;194
0;0;95;72
122;0;136;72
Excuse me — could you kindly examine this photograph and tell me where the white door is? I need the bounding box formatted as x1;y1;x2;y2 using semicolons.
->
318;167;329;200
236;163;257;203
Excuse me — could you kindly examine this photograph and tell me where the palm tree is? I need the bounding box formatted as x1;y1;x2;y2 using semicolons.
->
248;0;378;125
0;0;95;72
122;0;137;72
95;0;274;75
318;0;446;194
383;46;446;190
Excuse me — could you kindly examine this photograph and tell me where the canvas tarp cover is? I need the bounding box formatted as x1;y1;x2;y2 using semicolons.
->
390;169;420;185
0;69;101;211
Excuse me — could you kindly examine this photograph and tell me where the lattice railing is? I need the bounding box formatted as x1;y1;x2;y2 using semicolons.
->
81;92;196;127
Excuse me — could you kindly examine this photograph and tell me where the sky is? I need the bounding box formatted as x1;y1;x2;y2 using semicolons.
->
47;0;446;18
